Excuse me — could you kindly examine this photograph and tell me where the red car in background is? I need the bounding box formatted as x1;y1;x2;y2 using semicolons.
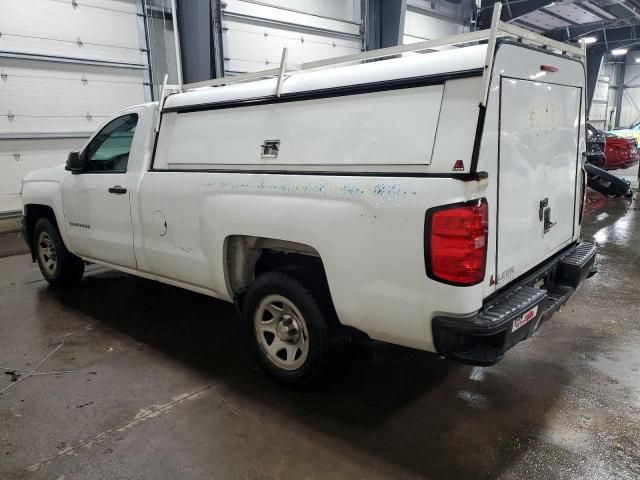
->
604;133;639;170
587;123;639;170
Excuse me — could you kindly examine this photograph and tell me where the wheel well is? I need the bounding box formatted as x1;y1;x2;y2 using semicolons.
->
23;204;57;261
225;235;327;297
225;236;363;342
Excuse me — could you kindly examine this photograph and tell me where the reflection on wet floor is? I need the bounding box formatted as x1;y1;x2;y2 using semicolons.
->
0;165;639;479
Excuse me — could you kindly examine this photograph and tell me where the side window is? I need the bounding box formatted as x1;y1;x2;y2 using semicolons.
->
84;114;138;173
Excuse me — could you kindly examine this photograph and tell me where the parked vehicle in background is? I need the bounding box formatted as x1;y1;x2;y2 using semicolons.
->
19;13;597;386
604;133;639;170
587;123;639;170
585;163;633;198
608;122;640;145
586;124;606;167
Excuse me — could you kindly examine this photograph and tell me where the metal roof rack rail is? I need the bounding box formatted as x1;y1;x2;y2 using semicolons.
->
159;2;585;111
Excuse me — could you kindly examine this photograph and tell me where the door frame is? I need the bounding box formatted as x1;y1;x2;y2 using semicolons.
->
495;75;583;285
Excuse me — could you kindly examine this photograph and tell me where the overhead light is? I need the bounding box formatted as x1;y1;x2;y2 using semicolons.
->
579;37;597;44
611;48;628;56
636;57;640;63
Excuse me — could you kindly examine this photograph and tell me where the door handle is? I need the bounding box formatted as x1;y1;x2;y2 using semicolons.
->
261;139;280;159
108;185;127;195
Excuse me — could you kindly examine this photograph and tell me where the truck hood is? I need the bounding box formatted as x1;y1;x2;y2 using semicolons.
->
23;164;67;184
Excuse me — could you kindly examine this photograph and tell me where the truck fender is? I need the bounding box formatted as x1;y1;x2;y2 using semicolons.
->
198;192;366;314
22;178;75;257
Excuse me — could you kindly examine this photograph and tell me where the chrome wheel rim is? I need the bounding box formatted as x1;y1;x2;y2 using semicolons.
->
37;231;57;275
254;294;309;371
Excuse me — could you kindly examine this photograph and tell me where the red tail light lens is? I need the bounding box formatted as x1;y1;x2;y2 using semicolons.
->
425;199;488;286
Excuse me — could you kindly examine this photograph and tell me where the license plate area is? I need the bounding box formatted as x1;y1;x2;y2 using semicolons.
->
512;305;539;332
505;303;543;348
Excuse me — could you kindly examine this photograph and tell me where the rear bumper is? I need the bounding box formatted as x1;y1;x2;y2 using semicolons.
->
432;242;597;366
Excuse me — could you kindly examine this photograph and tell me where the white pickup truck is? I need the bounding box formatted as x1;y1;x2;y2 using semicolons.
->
21;15;596;385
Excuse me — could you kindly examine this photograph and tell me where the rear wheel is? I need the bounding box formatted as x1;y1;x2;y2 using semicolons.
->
241;269;333;386
34;218;84;286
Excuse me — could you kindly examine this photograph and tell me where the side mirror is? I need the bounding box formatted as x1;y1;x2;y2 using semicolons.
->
65;151;86;173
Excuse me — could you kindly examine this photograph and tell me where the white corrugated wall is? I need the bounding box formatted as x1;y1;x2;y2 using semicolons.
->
620;61;640;128
403;0;468;47
220;0;363;74
0;0;150;213
589;62;614;131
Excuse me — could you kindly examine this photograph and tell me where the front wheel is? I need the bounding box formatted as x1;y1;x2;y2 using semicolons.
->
33;218;84;286
241;269;333;386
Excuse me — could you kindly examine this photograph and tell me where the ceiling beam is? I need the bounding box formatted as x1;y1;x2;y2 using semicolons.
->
548;21;640;50
590;0;640;22
546;16;629;38
577;2;612;21
477;0;556;29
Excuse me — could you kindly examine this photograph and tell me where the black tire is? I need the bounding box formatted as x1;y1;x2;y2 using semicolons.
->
241;268;334;386
33;217;84;286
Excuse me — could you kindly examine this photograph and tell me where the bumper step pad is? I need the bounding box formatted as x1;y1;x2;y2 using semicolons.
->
432;242;597;366
476;286;547;330
557;242;598;288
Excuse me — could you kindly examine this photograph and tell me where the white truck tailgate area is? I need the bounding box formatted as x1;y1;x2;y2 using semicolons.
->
496;77;581;286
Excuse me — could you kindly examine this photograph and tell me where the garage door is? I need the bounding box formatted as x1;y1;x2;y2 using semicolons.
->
0;0;150;213
403;1;466;50
221;0;363;74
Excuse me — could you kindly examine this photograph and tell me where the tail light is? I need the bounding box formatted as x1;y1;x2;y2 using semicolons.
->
425;199;488;286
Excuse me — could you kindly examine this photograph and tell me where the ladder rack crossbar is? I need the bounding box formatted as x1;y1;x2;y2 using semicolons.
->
170;3;584;101
183;30;494;91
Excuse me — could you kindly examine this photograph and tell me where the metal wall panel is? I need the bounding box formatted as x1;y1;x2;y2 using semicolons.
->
223;19;362;72
404;10;464;44
252;0;361;21
590;73;610;130
221;0;363;74
620;64;640;128
0;0;149;212
147;13;178;96
403;1;468;49
0;137;88;212
0;58;145;135
593;79;609;103
1;0;143;64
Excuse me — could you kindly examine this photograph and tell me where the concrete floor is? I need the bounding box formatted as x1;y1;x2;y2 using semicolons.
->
0;215;21;236
0;231;29;260
1;168;639;480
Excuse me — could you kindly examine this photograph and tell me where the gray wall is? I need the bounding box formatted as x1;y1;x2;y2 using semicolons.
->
619;55;640;128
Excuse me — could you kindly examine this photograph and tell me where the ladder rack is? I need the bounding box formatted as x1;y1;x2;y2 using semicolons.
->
158;2;585;112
